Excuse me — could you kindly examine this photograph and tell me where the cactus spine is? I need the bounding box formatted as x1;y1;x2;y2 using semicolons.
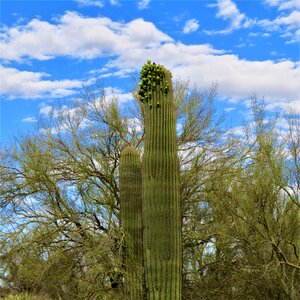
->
139;61;182;299
119;146;143;299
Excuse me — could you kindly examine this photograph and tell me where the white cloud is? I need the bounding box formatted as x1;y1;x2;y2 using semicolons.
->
264;0;300;10
259;11;300;30
224;107;236;112
107;42;226;69
1;14;299;112
266;100;300;114
183;19;200;34
206;1;299;41
258;11;300;42
264;0;280;7
128;117;142;133
229;125;245;137
38;87;133;136
105;40;300;109
0;12;172;61
39;104;71;117
173;58;300;104
278;0;300;10
0;65;82;99
21;117;37;122
206;0;251;34
216;0;244;22
74;0;104;7
138;0;150;10
39;105;56;116
103;87;133;104
109;0;119;5
262;33;271;37
39;86;133;119
91;68;133;78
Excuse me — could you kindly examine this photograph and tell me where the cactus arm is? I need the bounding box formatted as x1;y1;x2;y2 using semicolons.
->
119;146;144;299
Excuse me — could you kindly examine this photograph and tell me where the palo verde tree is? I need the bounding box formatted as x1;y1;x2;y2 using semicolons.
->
187;102;300;300
2;68;298;300
0;77;227;299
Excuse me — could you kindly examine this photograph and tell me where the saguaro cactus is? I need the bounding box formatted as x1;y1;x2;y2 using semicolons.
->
119;146;143;299
138;60;182;299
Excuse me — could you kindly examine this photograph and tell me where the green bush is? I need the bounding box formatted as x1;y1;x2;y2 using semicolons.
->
3;293;51;300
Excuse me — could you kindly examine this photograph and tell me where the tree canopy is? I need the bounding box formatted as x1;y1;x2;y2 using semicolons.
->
0;81;299;299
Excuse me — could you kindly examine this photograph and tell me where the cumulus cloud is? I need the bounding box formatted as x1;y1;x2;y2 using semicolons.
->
0;61;133;99
102;87;133;104
206;0;299;41
205;0;251;34
128;117;142;133
183;19;200;34
0;12;172;61
1;13;299;112
256;10;300;43
39;105;56;116
39;87;132;118
0;65;82;99
259;11;300;30
105;40;300;108
258;11;300;42
258;1;300;42
216;0;245;23
107;42;226;69
174;58;300;105
137;0;151;10
266;100;300;114
264;0;300;10
38;87;133;137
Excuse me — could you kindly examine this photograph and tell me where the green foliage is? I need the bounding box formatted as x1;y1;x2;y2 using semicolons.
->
0;75;299;300
182;102;300;300
3;294;50;300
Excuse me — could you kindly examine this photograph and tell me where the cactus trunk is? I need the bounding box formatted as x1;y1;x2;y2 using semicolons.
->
119;146;144;299
139;61;182;299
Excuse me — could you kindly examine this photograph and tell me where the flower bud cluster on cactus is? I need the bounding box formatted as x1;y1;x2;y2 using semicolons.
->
138;60;170;109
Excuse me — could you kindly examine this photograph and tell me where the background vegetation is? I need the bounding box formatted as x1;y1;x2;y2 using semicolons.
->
0;81;299;299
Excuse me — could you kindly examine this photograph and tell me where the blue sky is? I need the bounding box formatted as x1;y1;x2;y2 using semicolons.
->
1;0;299;145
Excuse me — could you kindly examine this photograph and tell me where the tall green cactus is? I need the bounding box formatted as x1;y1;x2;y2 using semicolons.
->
139;60;182;299
119;146;143;299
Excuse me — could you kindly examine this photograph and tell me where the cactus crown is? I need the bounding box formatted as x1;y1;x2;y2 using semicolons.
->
138;60;171;108
120;145;139;157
